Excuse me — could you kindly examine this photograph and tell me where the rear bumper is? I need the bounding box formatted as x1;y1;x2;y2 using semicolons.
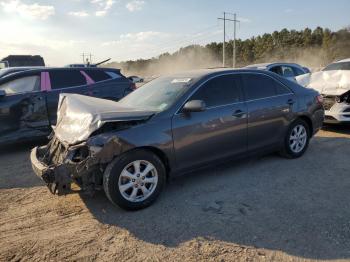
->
311;109;325;135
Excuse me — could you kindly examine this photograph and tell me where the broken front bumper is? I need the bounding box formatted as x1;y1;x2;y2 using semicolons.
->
31;146;75;195
324;102;350;123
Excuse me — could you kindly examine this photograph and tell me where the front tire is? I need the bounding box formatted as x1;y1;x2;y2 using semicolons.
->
280;119;310;159
103;149;166;210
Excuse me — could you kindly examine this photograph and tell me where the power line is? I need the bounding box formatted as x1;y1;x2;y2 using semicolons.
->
153;24;220;50
156;30;222;55
131;26;222;59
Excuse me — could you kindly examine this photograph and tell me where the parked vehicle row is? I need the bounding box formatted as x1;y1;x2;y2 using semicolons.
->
0;67;135;145
31;69;324;210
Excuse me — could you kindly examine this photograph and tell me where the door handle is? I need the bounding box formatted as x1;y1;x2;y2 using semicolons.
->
232;109;245;118
287;98;295;105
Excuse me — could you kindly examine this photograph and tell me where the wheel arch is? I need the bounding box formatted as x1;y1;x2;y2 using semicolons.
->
135;146;171;179
296;115;313;136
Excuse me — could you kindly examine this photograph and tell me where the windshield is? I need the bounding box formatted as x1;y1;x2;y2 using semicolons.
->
323;62;350;71
118;76;193;111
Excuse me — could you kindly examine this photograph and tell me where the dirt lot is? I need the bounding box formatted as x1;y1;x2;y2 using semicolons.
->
1;126;350;262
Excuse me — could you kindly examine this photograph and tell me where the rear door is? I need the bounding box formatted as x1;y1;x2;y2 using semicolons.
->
0;73;49;142
83;69;131;101
241;73;295;151
172;74;248;171
44;69;88;125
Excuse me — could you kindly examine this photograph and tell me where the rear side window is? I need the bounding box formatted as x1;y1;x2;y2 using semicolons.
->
292;66;306;76
106;71;122;79
242;73;291;100
281;66;295;77
191;75;242;107
85;70;112;82
270;66;283;76
50;70;86;90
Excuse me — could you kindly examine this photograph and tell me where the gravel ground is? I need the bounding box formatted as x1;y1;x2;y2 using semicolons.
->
0;125;350;261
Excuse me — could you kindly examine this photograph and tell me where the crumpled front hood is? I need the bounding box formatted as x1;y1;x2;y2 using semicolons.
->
54;94;155;145
296;70;350;96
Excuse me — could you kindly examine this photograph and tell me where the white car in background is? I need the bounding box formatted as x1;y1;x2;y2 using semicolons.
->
245;62;310;82
296;58;350;124
128;75;144;83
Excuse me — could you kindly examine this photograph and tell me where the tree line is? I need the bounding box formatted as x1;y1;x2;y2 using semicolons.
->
106;27;350;76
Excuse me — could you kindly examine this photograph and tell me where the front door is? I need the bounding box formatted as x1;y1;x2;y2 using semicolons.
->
172;74;248;171
0;73;49;143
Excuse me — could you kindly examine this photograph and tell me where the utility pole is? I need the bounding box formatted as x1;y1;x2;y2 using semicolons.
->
233;13;240;68
218;12;240;68
218;12;227;67
81;53;94;65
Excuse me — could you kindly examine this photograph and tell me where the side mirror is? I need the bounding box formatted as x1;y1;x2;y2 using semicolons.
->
182;100;206;113
0;90;6;98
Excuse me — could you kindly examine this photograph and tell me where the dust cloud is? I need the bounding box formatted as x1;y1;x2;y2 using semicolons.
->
107;46;335;78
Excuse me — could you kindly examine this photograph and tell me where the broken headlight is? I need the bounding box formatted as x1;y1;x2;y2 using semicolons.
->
71;145;89;162
338;91;350;104
89;146;102;155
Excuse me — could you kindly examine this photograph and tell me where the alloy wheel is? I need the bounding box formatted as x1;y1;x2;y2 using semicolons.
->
289;124;308;153
118;160;158;202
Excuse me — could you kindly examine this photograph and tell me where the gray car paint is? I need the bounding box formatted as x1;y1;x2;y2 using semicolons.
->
31;69;324;194
87;69;323;175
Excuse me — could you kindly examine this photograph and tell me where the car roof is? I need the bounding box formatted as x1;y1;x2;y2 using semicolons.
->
245;62;303;69
161;68;310;98
2;66;120;75
0;67;122;83
0;66;45;76
160;68;279;80
335;58;350;63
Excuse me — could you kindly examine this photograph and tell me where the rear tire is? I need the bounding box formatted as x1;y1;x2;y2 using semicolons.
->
280;119;310;159
103;149;166;211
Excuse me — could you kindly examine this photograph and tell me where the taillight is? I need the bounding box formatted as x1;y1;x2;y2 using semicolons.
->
316;94;323;104
130;83;137;90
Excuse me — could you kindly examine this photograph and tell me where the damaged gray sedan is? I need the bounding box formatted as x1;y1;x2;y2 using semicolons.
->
31;69;324;210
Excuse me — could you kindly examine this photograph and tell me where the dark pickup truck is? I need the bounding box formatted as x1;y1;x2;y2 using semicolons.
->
0;67;135;145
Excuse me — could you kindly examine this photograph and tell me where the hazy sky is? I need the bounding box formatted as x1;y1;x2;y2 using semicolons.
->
0;0;349;66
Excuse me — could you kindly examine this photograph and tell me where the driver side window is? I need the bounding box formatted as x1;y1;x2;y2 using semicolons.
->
0;75;40;95
190;74;242;108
